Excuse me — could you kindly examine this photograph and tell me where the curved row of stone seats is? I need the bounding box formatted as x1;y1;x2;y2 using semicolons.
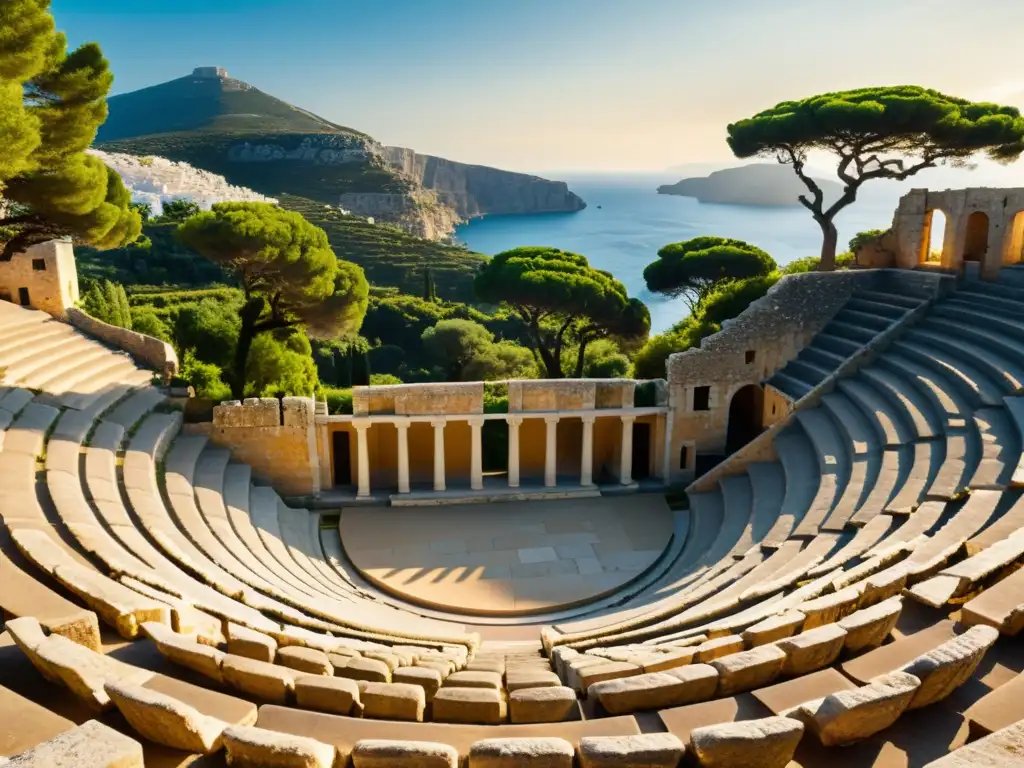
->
0;303;152;412
0;399;175;640
151;426;476;647
121;411;476;649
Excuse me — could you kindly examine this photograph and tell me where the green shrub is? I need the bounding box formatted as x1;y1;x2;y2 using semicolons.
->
319;386;353;415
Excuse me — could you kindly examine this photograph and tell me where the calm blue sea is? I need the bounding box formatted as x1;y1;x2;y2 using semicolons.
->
456;174;902;334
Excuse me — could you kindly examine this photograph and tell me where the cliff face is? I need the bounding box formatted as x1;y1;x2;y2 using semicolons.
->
338;191;460;241
384;147;586;220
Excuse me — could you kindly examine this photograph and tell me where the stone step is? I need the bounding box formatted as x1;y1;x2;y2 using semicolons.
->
959;279;1024;304
911;321;1024;392
779;359;832;389
836;378;915;447
890;337;1004;408
823;318;877;344
745;462;787;548
720;475;755;557
924;433;973;501
1002;397;1024;487
857;366;943;441
886;440;940;513
834;307;893;332
806;514;896;577
970;408;1020;490
903;490;1003;581
850;448;904;526
876;352;973;430
940;298;1024;342
845;296;909;319
820;391;881;456
855;289;927;311
962;556;1024;635
966;491;1024;556
766;371;812;402
766;427;820;547
952;289;1024;321
792;409;849;537
799;344;847;372
813;333;863;359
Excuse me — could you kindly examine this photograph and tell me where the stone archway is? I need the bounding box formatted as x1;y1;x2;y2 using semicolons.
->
726;384;764;455
919;209;948;265
1005;210;1024;265
963;211;990;263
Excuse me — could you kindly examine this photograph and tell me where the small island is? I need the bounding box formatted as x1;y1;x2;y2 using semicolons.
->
657;163;841;207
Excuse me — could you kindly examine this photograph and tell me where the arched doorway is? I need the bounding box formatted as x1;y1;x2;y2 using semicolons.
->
963;211;990;263
921;209;947;264
1006;211;1024;265
726;384;764;455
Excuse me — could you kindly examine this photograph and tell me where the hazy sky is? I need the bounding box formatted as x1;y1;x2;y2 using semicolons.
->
53;0;1024;174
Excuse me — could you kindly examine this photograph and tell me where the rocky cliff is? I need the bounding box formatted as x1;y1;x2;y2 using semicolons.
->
95;68;587;241
384;147;587;221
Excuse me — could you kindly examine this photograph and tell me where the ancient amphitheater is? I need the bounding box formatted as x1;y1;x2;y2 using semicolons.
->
3;190;1024;767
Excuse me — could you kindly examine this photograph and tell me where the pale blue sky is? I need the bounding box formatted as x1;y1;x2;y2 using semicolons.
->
53;0;1024;173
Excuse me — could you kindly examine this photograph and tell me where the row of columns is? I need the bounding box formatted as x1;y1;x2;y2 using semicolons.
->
350;414;638;498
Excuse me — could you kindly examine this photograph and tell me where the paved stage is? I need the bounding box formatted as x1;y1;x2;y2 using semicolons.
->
339;495;673;616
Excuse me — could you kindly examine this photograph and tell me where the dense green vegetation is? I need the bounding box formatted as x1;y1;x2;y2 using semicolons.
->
643;237;776;312
0;0;140;258
177;202;369;399
475;247;650;378
728;86;1024;269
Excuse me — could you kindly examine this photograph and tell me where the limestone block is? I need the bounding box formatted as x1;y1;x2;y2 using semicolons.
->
575;661;641;693
277;647;333;677
566;655;608;688
4;616;64;683
505;669;561;691
465;658;505;675
415;659;455;678
393;666;443;702
578;733;684;768
444;670;504;690
509;686;577;723
337;657;391;683
468;737;574;768
363;651;402;673
793;671;920;746
590;665;718;714
360;682;425;722
29;634;152;711
104;680;228;754
551;646;579;679
858;564;908;608
227;623;278;663
222;724;337;768
640;648;695;673
695;635;744;663
222;654;297;704
899;624;999;709
351;739;458;768
689;716;804;768
796;587;861;629
926;719;1024;767
776;624;847;676
142;621;226;682
434;687;506;724
281;397;314;428
838;597;902;653
6;720;143;768
710;645;786;696
294;676;361;716
741;612;805;648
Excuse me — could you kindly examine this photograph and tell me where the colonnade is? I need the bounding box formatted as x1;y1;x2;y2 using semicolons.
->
349;413;640;498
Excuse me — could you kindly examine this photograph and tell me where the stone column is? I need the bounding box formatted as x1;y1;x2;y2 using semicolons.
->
469;417;484;491
544;416;559;488
580;415;595;487
507;416;522;488
395;419;410;494
354;419;371;498
431;419;446;492
619;414;636;485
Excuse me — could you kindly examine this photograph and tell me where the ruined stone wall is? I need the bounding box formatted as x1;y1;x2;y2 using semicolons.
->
353;382;484;416
891;187;1024;278
508;379;635;412
0;240;79;318
67;308;178;382
665;270;871;482
210;397;318;497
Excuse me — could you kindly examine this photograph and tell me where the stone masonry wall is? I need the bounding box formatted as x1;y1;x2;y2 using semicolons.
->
67;308;178;382
665;269;875;482
210;397;318;497
353;382;484;416
0;240;79;318
508;379;635;412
